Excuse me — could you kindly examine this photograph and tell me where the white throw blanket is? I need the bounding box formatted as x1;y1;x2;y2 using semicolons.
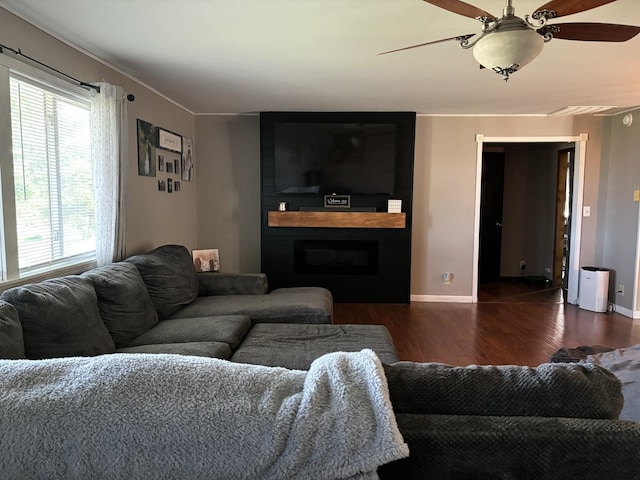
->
0;350;408;479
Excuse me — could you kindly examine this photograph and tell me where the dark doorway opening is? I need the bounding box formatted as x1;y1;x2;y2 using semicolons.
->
478;143;574;303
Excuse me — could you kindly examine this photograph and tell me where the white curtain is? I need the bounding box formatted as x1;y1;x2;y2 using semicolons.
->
91;82;127;266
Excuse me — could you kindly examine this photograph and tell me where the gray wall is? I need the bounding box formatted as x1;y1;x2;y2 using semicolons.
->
599;109;640;312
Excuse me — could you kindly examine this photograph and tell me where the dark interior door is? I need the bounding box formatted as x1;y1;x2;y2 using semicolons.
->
479;152;505;283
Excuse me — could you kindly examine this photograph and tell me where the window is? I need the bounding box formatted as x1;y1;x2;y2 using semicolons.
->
10;75;95;275
0;59;100;285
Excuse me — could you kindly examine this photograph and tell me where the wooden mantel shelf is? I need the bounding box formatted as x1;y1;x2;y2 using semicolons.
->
268;211;406;229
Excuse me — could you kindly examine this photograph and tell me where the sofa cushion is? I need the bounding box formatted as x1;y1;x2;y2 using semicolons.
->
0;300;24;359
116;341;232;359
170;288;333;325
82;262;159;347
383;361;623;420
127;315;251;352
1;276;115;359
230;323;399;370
125;244;198;319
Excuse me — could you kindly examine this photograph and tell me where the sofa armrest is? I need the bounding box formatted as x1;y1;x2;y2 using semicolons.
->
197;272;268;296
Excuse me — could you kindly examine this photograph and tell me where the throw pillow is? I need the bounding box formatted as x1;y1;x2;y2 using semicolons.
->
584;344;640;422
124;244;198;319
82;262;159;347
0;300;25;359
1;276;115;359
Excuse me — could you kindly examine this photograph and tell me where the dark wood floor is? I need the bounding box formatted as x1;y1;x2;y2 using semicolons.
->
333;280;640;366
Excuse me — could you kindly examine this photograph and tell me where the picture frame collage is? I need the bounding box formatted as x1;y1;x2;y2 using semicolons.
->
136;119;194;194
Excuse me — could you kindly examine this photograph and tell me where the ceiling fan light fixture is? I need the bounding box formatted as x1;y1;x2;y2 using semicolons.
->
472;28;544;81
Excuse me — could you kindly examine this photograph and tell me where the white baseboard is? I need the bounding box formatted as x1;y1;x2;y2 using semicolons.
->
612;304;640;319
410;295;474;303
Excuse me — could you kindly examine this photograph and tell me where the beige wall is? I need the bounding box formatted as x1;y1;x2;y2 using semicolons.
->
410;115;604;298
0;8;197;257
194;115;261;272
194;114;608;299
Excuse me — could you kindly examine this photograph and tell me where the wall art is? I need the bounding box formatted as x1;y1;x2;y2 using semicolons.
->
157;128;182;153
182;137;194;181
137;119;156;177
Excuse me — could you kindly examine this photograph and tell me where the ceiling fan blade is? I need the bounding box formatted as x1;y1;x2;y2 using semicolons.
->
545;22;640;42
423;0;495;20
378;34;474;55
533;0;616;19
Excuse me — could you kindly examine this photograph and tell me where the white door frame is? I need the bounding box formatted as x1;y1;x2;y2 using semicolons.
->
472;133;588;304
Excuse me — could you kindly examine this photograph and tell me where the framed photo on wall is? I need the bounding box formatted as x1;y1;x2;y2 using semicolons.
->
156;128;182;153
182;137;194;181
137;119;156;177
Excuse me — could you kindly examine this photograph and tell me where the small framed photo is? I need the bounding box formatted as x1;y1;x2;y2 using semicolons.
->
166;162;173;174
192;248;220;272
156;128;182;153
174;181;181;192
174;159;179;174
158;154;165;172
158;180;166;192
167;178;173;193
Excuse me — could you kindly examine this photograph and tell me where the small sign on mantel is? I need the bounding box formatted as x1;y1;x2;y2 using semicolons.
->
324;194;351;208
387;199;402;213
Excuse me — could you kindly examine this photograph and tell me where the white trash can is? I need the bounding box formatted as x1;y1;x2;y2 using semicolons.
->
578;267;609;313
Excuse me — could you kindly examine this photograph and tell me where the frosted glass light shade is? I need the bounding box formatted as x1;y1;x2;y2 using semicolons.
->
472;29;544;71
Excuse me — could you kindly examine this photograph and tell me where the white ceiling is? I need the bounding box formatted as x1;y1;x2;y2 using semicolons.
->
2;0;640;115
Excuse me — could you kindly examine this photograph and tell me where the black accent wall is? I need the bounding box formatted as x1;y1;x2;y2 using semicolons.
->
260;112;415;303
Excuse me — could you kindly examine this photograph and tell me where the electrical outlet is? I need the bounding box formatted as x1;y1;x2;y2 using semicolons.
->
520;261;526;270
619;284;625;296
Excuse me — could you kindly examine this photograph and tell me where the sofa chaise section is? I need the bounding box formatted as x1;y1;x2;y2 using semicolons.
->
231;323;399;370
126;245;333;325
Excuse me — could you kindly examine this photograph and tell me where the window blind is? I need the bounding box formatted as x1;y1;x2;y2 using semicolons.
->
10;75;95;273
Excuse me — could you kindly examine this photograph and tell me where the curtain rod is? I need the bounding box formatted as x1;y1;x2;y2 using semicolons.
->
0;42;100;93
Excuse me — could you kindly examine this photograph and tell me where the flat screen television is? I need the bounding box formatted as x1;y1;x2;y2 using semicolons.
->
273;122;396;195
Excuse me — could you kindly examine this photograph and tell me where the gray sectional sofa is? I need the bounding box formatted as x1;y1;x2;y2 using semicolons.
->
0;244;398;368
2;244;640;478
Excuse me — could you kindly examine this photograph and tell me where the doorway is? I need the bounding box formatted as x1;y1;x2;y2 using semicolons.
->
478;145;574;303
472;134;587;305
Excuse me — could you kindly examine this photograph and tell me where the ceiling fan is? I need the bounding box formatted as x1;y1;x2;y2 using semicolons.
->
380;0;640;81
